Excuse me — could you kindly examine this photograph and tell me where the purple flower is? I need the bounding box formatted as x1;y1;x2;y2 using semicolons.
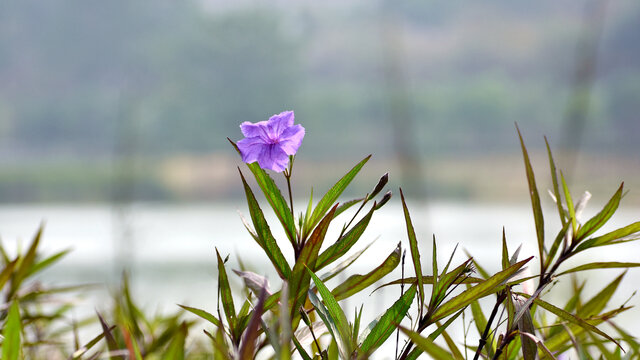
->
237;111;305;172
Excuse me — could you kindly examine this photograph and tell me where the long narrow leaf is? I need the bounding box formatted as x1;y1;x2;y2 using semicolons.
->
239;169;291;278
372;275;483;293
316;204;375;270
557;262;640;276
574;221;640;253
529;296;622;349
399;326;454;360
2;302;21;360
229;139;296;243
516;125;545;274
575;183;624;242
431;257;532;322
305;155;371;235
400;188;425;309
216;249;237;341
332;243;401;301
545;136;566;226
289;206;338;322
560;172;577;236
359;284;416;354
178;305;223;328
308;268;353;356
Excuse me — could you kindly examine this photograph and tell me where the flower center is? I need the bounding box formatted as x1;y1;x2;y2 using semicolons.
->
266;135;280;144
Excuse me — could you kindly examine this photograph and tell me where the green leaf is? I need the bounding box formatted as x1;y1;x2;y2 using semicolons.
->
230;139;296;243
315;204;375;270
438;325;465;360
529;296;622;349
26;248;71;278
574;221;640;253
501;228;509;270
308;268;353;357
560;172;577;236
398;326;455;360
71;326;115;360
545;136;566;226
0;259;18;290
216;249;237;341
239;169;291;278
359;284;416;354
319;242;372;283
332;243;401;301
2;302;21;360
11;224;43;297
431;257;532;323
575;183;624;242
292;336;313;360
305;155;371;235
557;262;640;276
516;125;545;273
372;275;483;293
289;205;337;323
163;322;187;360
178;305;222;328
400;188;425;308
545;221;572;270
578;272;624;318
96;311;121;359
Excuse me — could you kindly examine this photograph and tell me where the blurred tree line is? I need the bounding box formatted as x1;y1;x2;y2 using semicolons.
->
0;0;638;201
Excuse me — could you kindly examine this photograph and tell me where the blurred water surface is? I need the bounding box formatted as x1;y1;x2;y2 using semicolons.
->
1;201;638;347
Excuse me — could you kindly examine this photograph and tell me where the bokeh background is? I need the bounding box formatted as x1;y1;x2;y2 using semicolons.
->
1;0;640;347
1;0;640;204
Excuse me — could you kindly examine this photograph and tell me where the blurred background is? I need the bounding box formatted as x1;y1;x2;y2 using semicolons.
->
1;0;640;342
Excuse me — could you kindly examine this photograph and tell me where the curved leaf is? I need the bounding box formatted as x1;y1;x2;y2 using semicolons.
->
575;183;623;242
400;188;425;308
359;284;416;354
239;169;291;278
557;262;640;276
316;204;375;270
230;139;296;243
431;257;532;322
332;243;401;301
305;155;371;235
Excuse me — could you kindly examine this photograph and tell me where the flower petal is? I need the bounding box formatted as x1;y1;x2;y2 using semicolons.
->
278;124;305;155
266;111;294;136
257;144;289;172
237;137;267;164
240;121;269;139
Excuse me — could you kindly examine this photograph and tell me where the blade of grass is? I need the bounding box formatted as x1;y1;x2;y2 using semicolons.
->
400;188;425;310
216;248;237;342
2;302;22;360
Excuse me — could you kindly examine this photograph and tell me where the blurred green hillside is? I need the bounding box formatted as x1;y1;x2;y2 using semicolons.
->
1;1;639;202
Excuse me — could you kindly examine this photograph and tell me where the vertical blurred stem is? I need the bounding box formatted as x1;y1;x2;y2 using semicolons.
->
379;2;426;199
560;0;609;182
